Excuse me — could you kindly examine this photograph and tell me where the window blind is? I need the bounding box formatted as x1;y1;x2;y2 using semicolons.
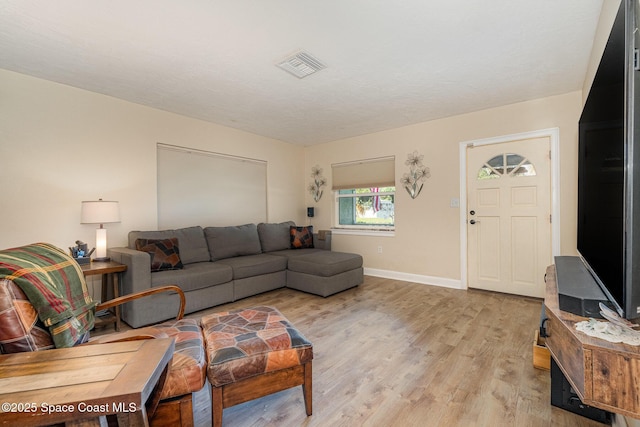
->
157;143;267;229
331;156;395;190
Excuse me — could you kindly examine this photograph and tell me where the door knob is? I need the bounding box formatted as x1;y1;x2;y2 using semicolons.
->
470;219;477;225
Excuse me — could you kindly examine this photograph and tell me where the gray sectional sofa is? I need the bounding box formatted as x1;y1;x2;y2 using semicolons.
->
108;221;363;327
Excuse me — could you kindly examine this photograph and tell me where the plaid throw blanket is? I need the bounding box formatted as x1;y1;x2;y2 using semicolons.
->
0;243;96;348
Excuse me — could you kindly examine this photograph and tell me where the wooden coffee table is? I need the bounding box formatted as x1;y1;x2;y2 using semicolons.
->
0;338;174;426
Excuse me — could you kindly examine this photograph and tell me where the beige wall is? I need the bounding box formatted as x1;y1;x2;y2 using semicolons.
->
0;69;306;252
305;91;583;282
0;68;587;285
583;0;622;102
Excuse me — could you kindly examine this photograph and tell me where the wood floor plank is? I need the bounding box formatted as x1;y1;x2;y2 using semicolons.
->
104;275;609;426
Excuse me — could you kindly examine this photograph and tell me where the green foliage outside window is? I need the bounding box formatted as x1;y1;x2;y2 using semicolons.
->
337;187;394;227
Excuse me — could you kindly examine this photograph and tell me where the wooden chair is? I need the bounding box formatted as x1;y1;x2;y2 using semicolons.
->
0;243;207;427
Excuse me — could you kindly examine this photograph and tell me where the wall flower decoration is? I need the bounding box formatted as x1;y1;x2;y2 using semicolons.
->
308;165;327;202
401;151;430;199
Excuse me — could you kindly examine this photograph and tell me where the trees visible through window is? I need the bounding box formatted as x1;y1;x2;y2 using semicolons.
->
336;187;395;227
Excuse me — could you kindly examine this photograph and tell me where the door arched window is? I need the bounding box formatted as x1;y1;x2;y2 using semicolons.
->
477;153;536;180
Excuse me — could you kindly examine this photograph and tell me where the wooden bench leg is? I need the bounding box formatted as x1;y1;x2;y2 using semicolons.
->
303;361;312;416
211;386;223;427
209;361;312;425
150;393;194;427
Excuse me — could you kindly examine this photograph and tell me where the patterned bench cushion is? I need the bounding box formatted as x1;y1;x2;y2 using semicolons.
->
201;306;313;387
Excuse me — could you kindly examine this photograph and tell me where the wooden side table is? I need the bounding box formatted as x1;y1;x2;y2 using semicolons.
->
81;261;127;331
0;338;174;426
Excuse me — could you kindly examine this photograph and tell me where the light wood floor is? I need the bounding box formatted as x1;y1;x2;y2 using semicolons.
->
112;276;609;426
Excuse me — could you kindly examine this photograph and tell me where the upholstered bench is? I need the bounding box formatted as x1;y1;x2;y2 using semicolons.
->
201;306;313;427
286;250;363;297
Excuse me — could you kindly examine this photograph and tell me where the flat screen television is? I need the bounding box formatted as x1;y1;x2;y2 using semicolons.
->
577;0;640;320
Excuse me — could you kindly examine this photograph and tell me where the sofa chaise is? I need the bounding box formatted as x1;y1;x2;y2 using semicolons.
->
108;221;363;328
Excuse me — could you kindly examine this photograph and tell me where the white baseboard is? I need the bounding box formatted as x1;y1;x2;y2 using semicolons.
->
364;268;464;290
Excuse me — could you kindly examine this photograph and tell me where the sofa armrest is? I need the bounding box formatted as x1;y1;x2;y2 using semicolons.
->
314;230;332;251
107;247;152;295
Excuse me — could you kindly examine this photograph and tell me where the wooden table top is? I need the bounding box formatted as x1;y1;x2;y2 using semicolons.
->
0;338;174;426
81;260;127;276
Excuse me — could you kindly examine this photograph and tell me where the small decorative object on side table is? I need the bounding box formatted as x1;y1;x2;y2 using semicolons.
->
81;260;127;331
70;240;94;265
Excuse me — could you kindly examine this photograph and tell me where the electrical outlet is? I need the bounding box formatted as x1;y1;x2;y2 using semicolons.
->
377;246;383;254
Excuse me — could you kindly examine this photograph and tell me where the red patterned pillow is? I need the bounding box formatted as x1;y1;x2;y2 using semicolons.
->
0;279;54;354
290;226;314;249
135;238;184;272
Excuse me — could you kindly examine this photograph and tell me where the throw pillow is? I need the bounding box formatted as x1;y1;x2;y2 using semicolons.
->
128;226;209;264
135;238;184;272
290;226;314;249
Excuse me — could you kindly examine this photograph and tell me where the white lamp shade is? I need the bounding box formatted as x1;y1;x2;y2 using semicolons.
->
81;200;120;224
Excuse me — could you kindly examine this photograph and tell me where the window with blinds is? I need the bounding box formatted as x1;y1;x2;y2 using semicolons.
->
331;157;395;229
331;157;395;190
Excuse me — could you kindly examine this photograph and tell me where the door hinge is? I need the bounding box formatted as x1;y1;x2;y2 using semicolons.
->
550;214;552;223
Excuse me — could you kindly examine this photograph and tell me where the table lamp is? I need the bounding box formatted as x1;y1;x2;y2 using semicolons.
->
80;199;120;261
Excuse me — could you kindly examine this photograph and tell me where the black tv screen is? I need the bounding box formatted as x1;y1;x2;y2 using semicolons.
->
577;123;624;306
577;1;626;316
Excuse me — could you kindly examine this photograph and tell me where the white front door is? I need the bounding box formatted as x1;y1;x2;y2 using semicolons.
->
466;136;551;298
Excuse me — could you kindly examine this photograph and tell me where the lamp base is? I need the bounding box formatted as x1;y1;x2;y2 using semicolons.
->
93;257;111;262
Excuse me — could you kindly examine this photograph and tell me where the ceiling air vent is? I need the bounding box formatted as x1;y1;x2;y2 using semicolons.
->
276;50;326;79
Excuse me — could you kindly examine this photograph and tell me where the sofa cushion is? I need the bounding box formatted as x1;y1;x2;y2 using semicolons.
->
135;238;183;272
288;251;363;277
149;262;233;293
215;254;288;280
268;248;325;259
0;279;54;354
205;224;262;261
290;226;314;249
257;221;295;252
129;226;209;265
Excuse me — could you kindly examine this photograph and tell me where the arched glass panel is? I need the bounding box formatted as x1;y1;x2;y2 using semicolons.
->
477;153;536;180
478;165;500;179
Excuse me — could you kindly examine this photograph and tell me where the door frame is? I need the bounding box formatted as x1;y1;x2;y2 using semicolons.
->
458;128;561;290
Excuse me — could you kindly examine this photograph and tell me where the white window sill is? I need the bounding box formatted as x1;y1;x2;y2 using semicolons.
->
331;228;395;237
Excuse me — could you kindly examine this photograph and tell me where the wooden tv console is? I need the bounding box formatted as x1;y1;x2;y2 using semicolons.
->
544;265;640;418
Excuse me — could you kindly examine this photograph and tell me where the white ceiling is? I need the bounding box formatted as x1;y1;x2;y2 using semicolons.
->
0;0;604;146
